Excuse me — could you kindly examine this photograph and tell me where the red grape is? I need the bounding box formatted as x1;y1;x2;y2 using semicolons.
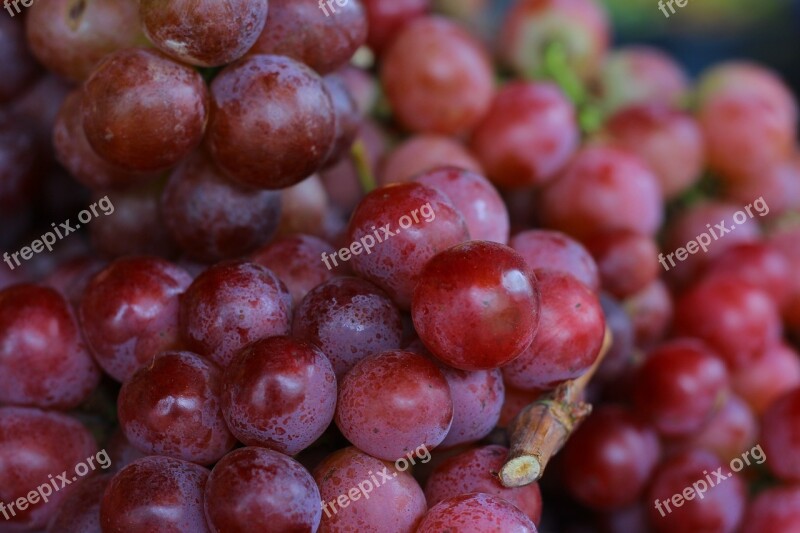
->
336;350;453;460
292;276;403;378
79;256;192;382
436;363;504;448
139;0;269;67
585;230;660;299
221;336;336;455
204;447;321;533
161;150;282;263
101;456;210;533
503;270;605;391
0;16;40;103
683;394;757;463
470;81;579;188
418;492;538;532
379;133;482;186
179;261;292;367
425;445;543;525
624;278;673;348
743;485;800;533
322;72;362;168
0;284;100;409
732;342;800;415
46;474;110;533
381;16;494;135
412;241;540;370
509;229;600;292
360;0;430;54
118;351;236;464
761;387;800;482
81;48;209;172
206;54;336;189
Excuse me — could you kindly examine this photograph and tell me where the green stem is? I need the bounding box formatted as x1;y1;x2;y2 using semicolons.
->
351;139;376;194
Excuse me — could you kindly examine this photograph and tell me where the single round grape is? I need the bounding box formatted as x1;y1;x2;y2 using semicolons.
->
743;485;800;533
161;150;282;263
595;293;635;382
0;407;98;531
604;104;703;199
292;276;403;378
732;342;800;415
274;174;335;238
88;181;179;258
205;447;321;533
360;0;430;54
683;394;757;462
79;256;192;382
415;166;510;244
206;54;335;190
596;46;689;114
672;276;782;370
179;261;292;367
499;0;609;78
221;336;336;455
624;278;673;348
502;270;605;390
379;133;482;186
336;350;453;460
633;338;729;437
425;445;542;525
561;405;661;510
118;351;236;465
249;0;367;74
437;363;504;448
81;48;209;172
313;446;427;533
54;91;154;190
0;284;100;409
346;182;469;308
250;234;339;304
101;456;210;533
140;0;268;67
761;387;800;482
645;449;745;533
47;474;110;533
381;16;493;135
769;224;800;335
26;0;146;82
322;73;361;168
539;145;664;240
0;16;41;102
724;156;800;219
413;241;540;370
509;229;600;292
470;81;579;188
585;230;659;299
418;492;538;532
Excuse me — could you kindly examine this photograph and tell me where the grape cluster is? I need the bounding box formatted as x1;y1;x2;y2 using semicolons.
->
1;0;800;531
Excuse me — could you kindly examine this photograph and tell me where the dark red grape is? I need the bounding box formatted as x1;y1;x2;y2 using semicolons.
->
42;255;106;309
413;241;540;370
221;336;336;455
322;72;362;168
761;387;800;482
0;111;38;212
161;150;282;263
425;445;543;525
770;224;800;335
79;256;192;382
539;145;664;240
379;133;482;186
624;278;673;348
585;230;659;299
46;474;110;533
595;292;635;382
561;405;661;510
360;0;430;54
418;492;538;532
140;0;268;67
118;351;236;464
26;0;145;82
732;342;800;415
743;485;800;533
101;456;210;533
415;166;510;244
683;394;757;463
336;350;453;460
498;387;542;429
723;156;800;219
470;81;579;188
292;276;402;378
633;338;729;437
0;16;41;103
503;270;605;391
346;182;469;308
381;16;493;135
206;54;335;189
205;447;321;533
81;48;209;172
436;363;504;448
313;446;427;533
0;407;98;531
509;229;600;292
0;284;100;409
179;261;292;367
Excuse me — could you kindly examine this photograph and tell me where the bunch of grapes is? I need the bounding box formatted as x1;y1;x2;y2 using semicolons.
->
1;0;799;531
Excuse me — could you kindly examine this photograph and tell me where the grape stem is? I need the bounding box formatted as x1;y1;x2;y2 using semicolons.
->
351;139;377;194
499;328;612;488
